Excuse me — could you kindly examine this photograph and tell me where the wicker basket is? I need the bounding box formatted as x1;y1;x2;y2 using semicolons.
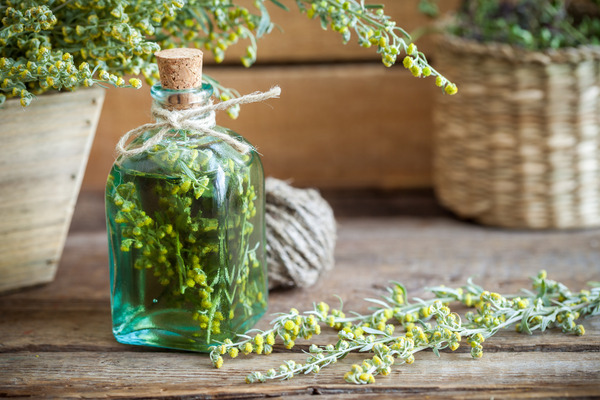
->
433;35;600;229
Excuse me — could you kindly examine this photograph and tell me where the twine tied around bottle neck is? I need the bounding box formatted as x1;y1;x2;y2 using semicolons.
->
115;86;281;157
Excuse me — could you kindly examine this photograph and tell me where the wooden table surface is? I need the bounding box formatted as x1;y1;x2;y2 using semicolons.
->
1;191;599;399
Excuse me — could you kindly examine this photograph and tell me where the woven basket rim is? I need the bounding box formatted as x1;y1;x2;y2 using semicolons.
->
437;33;600;64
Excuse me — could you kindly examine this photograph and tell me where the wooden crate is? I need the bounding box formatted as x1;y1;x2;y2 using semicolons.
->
0;88;104;292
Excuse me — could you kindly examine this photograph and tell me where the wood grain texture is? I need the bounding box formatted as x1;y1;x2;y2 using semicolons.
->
86;64;437;191
81;0;462;192
1;352;599;399
0;88;104;293
0;192;599;398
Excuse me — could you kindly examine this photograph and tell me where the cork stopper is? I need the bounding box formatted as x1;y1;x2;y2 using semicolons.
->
155;48;203;90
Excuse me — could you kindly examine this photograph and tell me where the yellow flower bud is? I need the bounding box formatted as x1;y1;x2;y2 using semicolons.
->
128;78;142;88
410;65;422;77
266;332;275;345
444;83;458;95
242;342;253;355
283;320;295;331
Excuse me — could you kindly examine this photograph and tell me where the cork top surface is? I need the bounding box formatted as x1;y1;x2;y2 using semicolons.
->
155;48;203;90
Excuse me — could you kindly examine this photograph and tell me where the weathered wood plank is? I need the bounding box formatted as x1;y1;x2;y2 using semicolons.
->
4;214;600;305
1;351;598;398
0;88;104;293
1;193;599;398
86;64;438;191
1;230;599;355
1;305;599;354
4;197;600;308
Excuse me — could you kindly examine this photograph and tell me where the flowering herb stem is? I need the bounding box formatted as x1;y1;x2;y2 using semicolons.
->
1;0;456;108
209;271;599;384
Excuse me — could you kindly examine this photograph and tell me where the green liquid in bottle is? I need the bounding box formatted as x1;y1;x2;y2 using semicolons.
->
106;129;267;352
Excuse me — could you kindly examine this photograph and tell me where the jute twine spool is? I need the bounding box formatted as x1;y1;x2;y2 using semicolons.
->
265;178;336;289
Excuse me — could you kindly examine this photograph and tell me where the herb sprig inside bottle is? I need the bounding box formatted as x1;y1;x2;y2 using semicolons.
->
106;48;275;352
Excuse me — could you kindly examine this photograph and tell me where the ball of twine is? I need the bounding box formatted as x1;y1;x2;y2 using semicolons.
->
265;178;337;289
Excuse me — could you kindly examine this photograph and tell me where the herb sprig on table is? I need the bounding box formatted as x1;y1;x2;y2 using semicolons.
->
209;271;600;384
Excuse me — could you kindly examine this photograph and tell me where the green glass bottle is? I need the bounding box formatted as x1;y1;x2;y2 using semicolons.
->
105;48;267;352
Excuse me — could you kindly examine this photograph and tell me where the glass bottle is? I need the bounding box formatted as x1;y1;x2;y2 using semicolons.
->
105;49;267;352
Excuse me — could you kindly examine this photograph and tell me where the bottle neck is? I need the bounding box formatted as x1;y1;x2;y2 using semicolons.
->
150;82;213;111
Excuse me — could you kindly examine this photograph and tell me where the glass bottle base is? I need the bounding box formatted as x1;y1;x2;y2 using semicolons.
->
112;308;267;352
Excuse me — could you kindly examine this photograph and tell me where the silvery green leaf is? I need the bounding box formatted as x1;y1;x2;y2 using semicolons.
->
361;326;386;335
269;0;289;10
413;297;427;305
520;309;533;335
359;343;375;352
255;1;272;38
540;316;553;331
364;298;391;308
236;334;252;339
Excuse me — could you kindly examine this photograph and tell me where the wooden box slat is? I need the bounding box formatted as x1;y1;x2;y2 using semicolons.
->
87;64;436;190
0;88;104;292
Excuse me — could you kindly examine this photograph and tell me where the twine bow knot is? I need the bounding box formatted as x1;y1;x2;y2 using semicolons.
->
116;86;281;157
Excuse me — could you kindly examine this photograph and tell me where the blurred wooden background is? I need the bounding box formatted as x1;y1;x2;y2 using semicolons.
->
82;0;460;192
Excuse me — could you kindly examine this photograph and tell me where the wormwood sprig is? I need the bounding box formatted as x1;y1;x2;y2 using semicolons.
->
1;0;456;108
209;271;600;384
107;139;267;347
209;282;452;368
294;0;457;94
